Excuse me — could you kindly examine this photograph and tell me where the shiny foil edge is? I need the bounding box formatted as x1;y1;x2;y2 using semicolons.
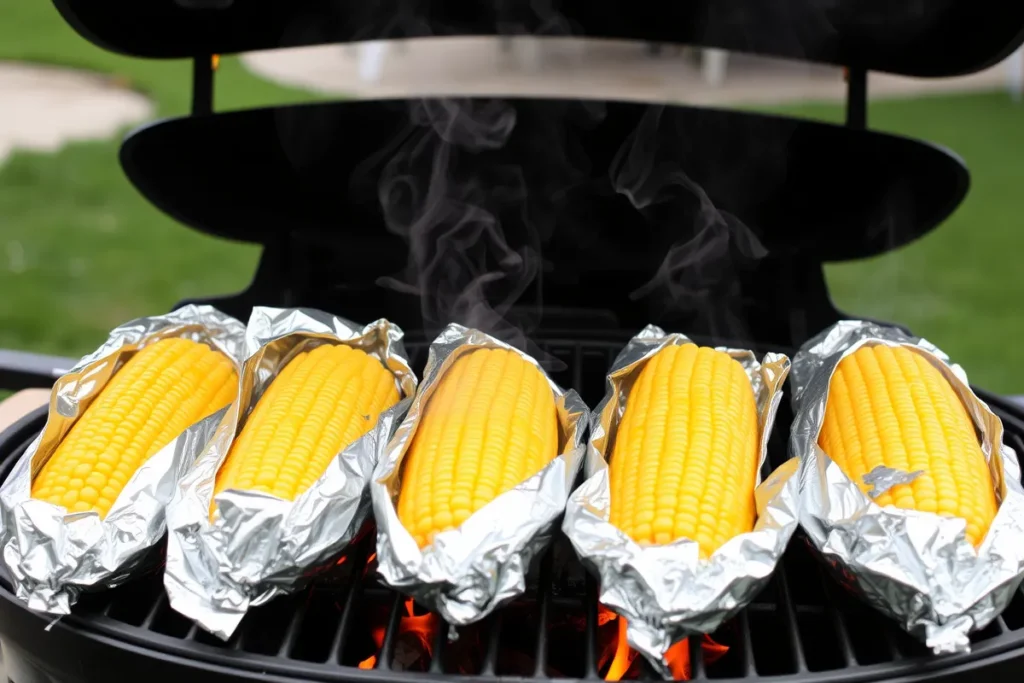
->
371;323;589;626
164;307;418;640
0;305;247;615
791;319;1024;654
562;324;798;678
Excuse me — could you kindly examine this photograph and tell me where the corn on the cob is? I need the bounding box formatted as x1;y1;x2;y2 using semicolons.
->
397;348;559;548
608;343;759;558
214;343;399;503
32;338;238;517
819;344;997;546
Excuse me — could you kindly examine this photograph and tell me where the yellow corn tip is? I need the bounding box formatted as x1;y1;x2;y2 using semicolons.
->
214;343;400;503
608;343;759;558
32;338;237;517
397;348;559;548
820;345;997;547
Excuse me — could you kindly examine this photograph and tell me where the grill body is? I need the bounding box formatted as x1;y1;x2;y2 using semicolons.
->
3;336;1024;683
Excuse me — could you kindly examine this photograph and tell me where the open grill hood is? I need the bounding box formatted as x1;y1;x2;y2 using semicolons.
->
54;0;1024;77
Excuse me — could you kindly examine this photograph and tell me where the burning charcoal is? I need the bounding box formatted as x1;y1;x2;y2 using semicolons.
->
0;305;246;615
371;323;588;626
792;320;1024;654
163;307;417;640
563;325;797;678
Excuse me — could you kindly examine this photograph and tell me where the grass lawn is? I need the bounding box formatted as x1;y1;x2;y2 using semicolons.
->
1;2;1023;393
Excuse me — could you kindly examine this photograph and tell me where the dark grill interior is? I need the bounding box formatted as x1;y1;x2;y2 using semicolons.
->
3;336;1024;681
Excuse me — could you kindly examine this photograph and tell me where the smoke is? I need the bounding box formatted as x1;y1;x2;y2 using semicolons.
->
611;107;768;342
374;97;539;346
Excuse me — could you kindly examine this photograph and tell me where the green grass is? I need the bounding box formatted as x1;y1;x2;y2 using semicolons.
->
1;1;1022;392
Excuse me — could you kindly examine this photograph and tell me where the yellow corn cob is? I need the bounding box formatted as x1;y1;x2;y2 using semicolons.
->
397;348;559;548
608;343;759;558
819;345;997;547
32;338;238;517
214;343;400;503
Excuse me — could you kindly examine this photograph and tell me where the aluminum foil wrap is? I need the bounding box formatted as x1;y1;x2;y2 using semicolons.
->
791;319;1024;654
563;325;797;678
0;305;246;615
164;307;417;640
371;323;589;626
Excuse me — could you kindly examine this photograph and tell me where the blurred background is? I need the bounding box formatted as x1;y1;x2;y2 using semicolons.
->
1;3;1023;392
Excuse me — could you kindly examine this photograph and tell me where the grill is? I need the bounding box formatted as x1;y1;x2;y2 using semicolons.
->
3;340;1024;682
4;2;1024;682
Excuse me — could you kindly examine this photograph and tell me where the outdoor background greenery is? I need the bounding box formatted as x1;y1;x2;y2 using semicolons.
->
2;3;1022;393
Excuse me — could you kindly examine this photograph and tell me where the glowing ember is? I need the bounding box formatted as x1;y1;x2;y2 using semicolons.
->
597;606;729;681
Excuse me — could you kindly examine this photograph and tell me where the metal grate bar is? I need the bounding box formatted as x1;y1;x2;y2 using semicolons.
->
428;620;447;673
819;571;856;666
140;595;167;630
737;610;756;677
689;634;707;679
377;593;405;670
277;597;309;657
880;626;904;661
533;551;554;677
328;583;363;663
329;553;370;663
585;574;600;679
481;613;504;674
774;569;807;673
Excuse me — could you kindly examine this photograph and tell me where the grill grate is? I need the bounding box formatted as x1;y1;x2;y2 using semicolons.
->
3;336;1024;682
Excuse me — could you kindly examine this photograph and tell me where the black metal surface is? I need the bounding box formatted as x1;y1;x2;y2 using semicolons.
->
119;100;968;349
3;337;1024;683
191;56;215;116
51;0;1024;78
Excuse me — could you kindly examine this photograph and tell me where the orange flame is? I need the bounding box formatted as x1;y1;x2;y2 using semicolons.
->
597;607;729;681
359;599;439;670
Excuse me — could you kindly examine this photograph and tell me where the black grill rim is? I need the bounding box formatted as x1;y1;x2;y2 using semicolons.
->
1;339;1024;683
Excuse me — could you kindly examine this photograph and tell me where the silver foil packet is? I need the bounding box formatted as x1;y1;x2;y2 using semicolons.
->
164;307;417;640
0;305;247;614
371;323;589;626
563;325;797;678
791;319;1024;654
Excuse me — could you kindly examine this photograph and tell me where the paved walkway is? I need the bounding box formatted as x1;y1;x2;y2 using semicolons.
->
242;37;1016;106
0;61;152;166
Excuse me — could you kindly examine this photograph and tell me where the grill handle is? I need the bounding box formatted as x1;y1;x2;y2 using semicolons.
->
0;349;75;391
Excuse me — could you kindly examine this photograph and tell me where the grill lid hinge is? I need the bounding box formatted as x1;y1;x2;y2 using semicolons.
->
191;54;216;116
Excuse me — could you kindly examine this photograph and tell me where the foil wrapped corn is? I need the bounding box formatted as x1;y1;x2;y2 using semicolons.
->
563;326;796;678
214;343;400;504
165;307;416;640
609;343;759;556
819;344;998;546
34;338;237;517
397;347;559;548
0;306;246;614
372;324;588;626
792;320;1024;654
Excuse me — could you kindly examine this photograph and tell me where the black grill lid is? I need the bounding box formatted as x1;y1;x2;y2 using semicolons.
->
54;0;1024;76
121;100;966;264
120;99;966;348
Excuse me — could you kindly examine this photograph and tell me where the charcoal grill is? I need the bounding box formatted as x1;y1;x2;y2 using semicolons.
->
3;1;1024;682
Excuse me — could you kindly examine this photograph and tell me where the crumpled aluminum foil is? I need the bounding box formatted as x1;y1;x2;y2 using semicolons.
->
563;325;797;678
0;305;247;615
371;323;589;626
164;307;417;640
791;319;1024;654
